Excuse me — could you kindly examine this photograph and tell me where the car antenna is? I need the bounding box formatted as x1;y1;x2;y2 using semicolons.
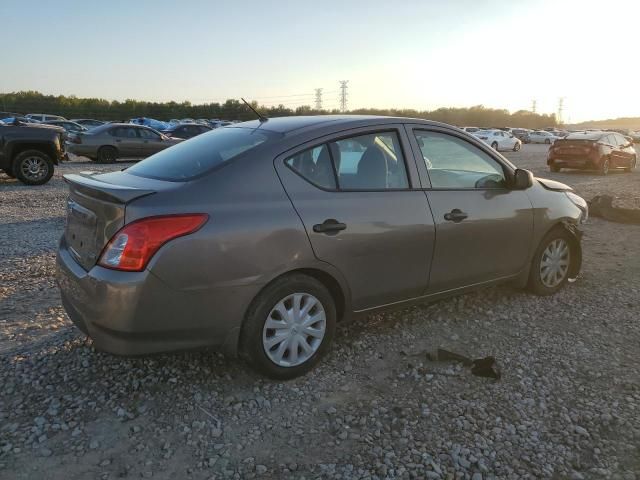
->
241;98;268;123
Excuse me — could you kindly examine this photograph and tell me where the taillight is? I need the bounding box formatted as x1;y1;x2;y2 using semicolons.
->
98;214;208;271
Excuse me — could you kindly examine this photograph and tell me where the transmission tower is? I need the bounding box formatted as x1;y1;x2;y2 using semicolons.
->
339;80;349;112
531;99;537;114
557;97;565;125
314;88;323;110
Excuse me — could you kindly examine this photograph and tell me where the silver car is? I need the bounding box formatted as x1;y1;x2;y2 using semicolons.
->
57;116;587;379
66;123;183;163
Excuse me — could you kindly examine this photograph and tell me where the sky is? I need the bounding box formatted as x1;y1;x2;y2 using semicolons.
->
1;0;639;122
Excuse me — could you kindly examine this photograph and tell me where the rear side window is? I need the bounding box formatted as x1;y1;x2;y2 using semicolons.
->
127;127;269;181
285;131;409;190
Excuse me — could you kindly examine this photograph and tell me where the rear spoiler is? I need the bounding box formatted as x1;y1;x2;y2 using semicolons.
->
64;172;156;204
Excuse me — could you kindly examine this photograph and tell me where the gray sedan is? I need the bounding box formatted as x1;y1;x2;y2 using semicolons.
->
57;116;587;379
67;123;183;163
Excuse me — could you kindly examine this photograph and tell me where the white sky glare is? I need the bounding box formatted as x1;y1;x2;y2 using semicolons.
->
1;0;638;122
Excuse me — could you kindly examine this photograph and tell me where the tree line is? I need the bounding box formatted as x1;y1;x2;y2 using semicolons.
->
1;90;558;129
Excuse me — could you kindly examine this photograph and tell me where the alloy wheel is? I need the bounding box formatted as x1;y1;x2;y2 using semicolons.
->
262;293;326;367
539;238;570;288
20;156;49;182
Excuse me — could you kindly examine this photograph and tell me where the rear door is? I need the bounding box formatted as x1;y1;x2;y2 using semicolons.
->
110;126;141;157
407;127;534;293
275;126;436;311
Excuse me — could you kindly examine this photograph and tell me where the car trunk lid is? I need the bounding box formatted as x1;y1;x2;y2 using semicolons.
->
63;171;174;270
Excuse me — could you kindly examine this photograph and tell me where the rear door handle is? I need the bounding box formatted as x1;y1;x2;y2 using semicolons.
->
444;209;468;223
313;219;347;234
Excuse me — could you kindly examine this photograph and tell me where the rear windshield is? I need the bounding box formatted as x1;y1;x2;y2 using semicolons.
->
127;127;270;181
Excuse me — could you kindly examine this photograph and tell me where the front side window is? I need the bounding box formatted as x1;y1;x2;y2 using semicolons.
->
414;131;507;189
139;128;160;139
284;131;410;191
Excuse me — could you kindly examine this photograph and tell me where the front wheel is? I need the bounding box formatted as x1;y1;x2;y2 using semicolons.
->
528;228;574;296
241;274;337;379
623;156;636;173
513;142;521;152
545;138;551;145
1;168;16;178
491;142;499;150
549;163;561;172
599;157;610;175
13;150;54;185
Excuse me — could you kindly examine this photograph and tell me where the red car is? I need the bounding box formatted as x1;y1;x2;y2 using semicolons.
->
547;132;637;175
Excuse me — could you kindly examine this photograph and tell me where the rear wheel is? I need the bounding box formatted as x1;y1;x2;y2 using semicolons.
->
97;146;118;164
241;274;336;379
491;141;499;150
545;138;551;145
599;157;610;175
513;142;521;152
13;150;54;186
549;163;561;172
528;228;573;296
1;168;16;178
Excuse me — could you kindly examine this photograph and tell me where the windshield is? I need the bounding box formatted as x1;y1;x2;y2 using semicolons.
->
127;127;271;181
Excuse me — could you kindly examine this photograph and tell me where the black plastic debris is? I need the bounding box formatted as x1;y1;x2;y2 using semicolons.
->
428;348;501;380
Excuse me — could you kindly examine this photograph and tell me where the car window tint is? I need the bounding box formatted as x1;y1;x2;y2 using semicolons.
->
414;131;507;189
127;127;270;181
329;132;409;190
285;145;336;189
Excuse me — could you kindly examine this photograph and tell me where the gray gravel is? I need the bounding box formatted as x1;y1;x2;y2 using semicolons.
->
1;147;639;479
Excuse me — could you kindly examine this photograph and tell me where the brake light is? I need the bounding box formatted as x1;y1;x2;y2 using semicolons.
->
98;214;208;271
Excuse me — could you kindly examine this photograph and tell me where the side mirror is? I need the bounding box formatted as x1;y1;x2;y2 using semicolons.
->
512;168;533;190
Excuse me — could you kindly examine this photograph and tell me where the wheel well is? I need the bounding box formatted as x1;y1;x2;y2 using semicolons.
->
295;268;346;322
11;143;55;166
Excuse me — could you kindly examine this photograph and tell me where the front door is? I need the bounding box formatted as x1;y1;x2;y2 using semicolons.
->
408;127;534;293
137;127;165;156
276;127;435;311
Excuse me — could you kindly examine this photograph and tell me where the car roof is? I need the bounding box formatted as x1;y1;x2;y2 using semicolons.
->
565;132;605;140
229;115;454;135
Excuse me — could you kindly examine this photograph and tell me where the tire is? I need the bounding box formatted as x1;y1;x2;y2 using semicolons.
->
623;155;636;173
599;157;610;175
97;146;118;164
513;142;521;152
13;150;54;186
549;163;561;172
545;138;551;145
241;273;337;379
1;168;16;178
527;228;574;296
491;142;499;150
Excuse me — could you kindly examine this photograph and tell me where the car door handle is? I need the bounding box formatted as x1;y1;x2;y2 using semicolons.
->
444;209;468;223
313;219;347;234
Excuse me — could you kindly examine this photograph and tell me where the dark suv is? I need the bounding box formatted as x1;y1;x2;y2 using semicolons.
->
0;120;66;185
548;132;637;175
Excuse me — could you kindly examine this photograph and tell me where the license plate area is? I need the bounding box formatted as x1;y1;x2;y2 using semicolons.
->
65;199;97;265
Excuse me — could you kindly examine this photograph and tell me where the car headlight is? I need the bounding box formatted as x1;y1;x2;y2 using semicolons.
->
565;191;588;223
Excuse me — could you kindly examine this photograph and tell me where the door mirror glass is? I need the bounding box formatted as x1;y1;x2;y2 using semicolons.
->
512;168;533;190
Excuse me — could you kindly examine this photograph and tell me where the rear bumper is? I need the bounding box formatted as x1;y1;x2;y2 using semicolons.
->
547;155;599;169
56;237;249;357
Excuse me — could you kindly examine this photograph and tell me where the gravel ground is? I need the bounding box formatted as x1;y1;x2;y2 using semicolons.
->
0;145;639;480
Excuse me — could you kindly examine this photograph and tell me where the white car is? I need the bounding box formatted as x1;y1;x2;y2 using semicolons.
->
472;129;522;151
25;113;66;122
461;126;481;133
527;131;561;144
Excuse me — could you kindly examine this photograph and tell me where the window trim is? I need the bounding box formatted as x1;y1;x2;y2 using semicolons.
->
408;126;516;192
283;128;414;193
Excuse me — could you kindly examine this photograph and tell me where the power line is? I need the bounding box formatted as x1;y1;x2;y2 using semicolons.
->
314;88;323;110
531;99;537;114
339;81;349;112
557;97;565;124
